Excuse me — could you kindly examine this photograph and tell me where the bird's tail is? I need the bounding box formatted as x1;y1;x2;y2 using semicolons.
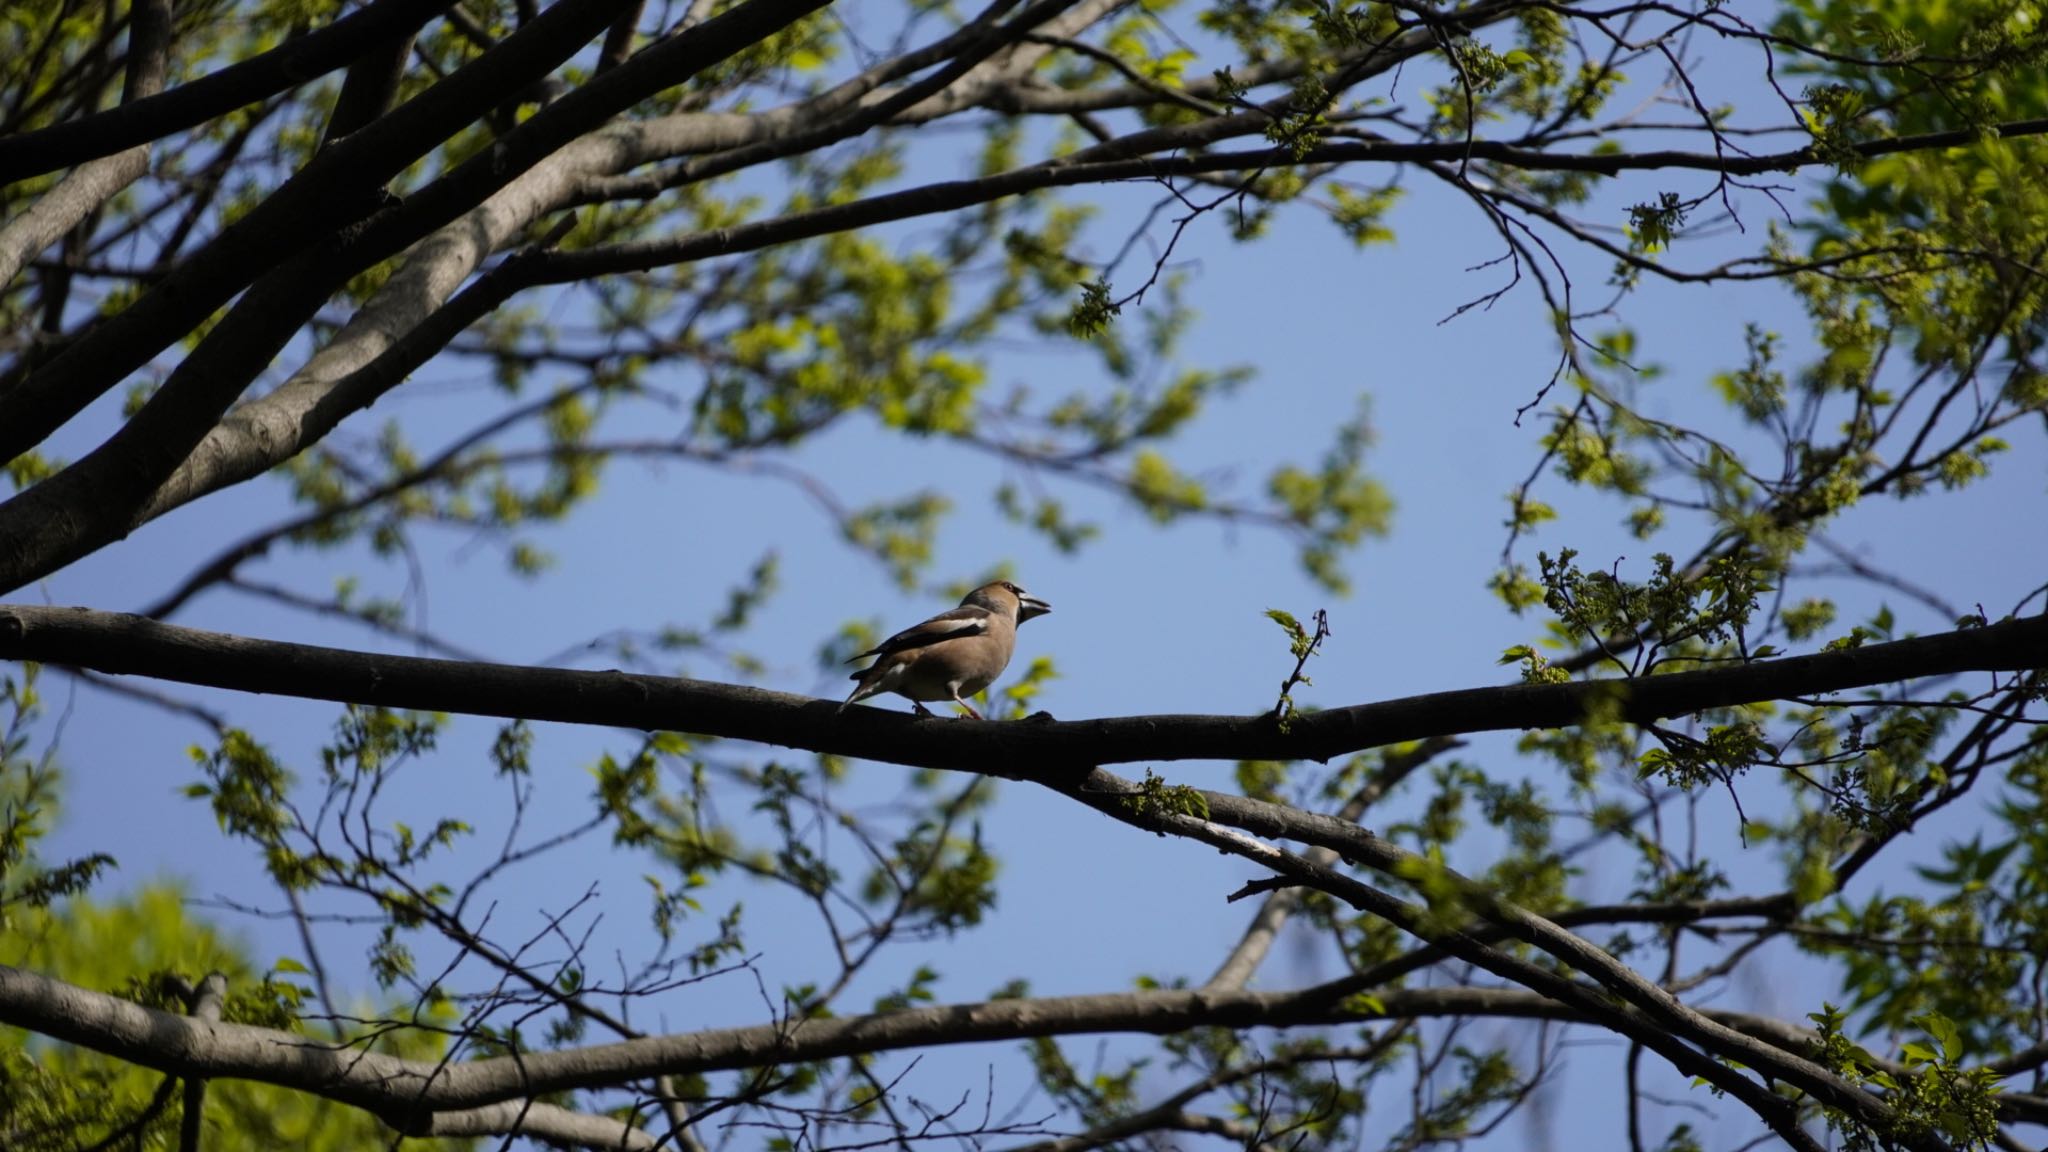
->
840;678;875;713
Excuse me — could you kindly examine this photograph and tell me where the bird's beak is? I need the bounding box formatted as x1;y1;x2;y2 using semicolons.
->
1017;594;1052;622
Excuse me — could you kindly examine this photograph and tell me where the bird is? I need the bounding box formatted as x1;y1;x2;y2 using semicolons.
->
841;580;1052;719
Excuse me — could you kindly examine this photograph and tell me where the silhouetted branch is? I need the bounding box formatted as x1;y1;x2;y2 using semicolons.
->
0;603;2036;773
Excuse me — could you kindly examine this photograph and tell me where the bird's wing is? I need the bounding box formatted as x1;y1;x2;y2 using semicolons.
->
847;606;993;664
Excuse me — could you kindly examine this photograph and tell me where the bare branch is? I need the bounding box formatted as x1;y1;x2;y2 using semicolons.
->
0;603;2035;773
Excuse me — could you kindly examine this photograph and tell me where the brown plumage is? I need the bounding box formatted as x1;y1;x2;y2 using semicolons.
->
841;580;1052;719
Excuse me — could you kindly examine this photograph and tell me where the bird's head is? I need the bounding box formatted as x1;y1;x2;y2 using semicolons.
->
964;580;1052;624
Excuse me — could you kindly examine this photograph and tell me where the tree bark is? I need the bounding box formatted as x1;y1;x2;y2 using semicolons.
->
0;603;2038;771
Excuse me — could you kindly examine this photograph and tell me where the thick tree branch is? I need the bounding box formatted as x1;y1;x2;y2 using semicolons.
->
54;11;2045;586
0;962;1385;1116
0;0;637;468
0;149;149;290
391;1099;659;1148
0;604;2035;772
595;0;649;73
0;0;172;290
534;115;2048;283
119;0;1132;541
318;25;421;149
0;963;1837;1119
17;958;2029;1135
0;0;462;184
0;0;842;594
137;222;567;534
0;245;356;596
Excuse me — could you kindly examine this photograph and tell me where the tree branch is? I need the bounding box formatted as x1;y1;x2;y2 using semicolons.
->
1203;735;1462;992
0;0;843;594
533;114;2048;284
0;0;462;184
0;0;637;469
178;972;226;1152
390;1099;659;1149
17;957;2029;1135
0;0;172;289
1044;779;1838;1148
47;9;2044;587
0;604;2036;772
0;962;1831;1118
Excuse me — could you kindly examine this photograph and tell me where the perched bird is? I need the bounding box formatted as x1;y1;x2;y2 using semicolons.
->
841;580;1051;719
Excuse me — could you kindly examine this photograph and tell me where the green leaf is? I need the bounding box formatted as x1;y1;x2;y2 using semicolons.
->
1265;608;1306;640
1920;1012;1962;1063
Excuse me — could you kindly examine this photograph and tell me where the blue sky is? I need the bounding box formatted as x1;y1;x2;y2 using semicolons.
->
18;11;2048;1147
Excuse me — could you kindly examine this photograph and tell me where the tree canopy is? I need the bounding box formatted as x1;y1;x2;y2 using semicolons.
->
2;0;2046;1149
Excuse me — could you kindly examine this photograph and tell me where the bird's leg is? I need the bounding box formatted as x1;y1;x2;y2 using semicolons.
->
912;701;936;718
951;692;985;720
